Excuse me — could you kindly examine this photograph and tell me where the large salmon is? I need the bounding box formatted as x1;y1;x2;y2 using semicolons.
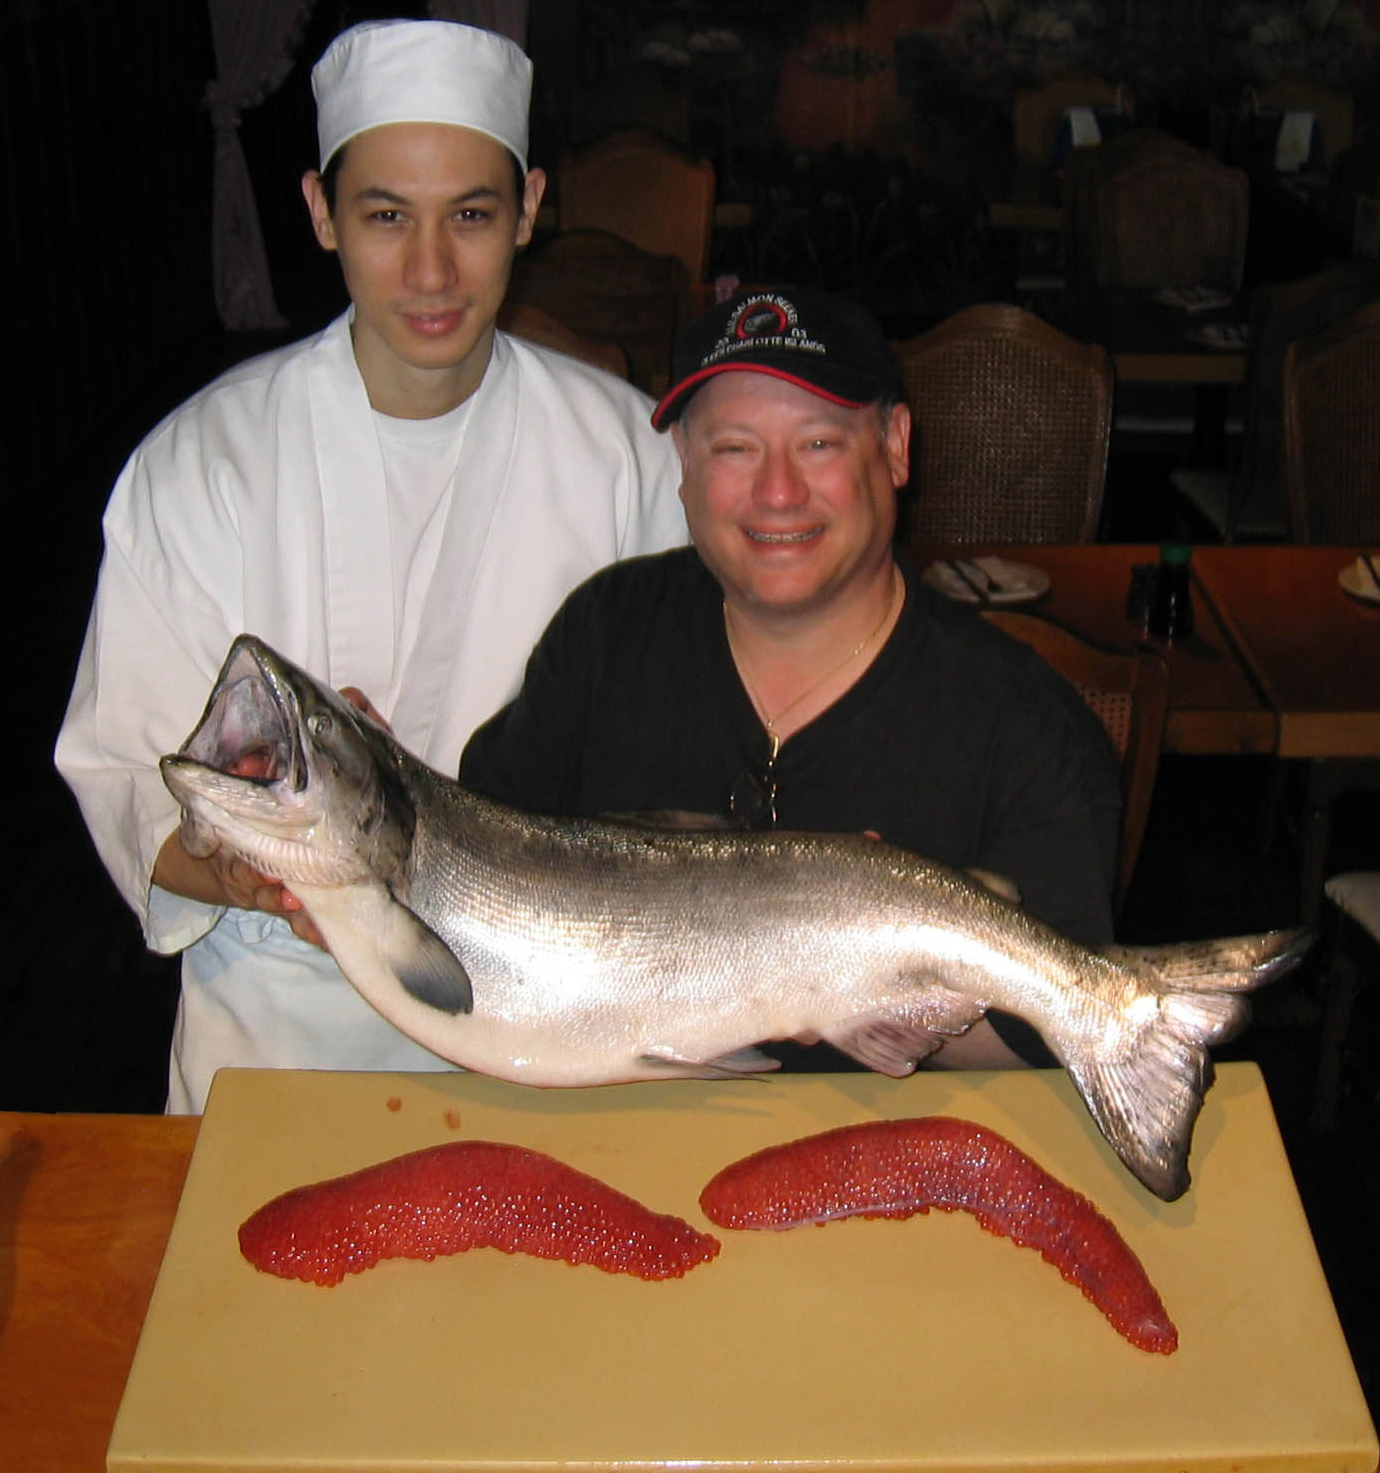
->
161;636;1305;1200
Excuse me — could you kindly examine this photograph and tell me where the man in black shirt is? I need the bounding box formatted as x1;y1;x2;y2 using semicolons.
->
462;287;1121;1068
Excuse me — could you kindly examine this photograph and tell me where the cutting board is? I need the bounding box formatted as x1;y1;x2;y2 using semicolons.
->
107;1063;1377;1472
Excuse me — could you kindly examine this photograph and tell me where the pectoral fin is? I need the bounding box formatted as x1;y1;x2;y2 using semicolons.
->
384;905;474;1015
290;881;474;1018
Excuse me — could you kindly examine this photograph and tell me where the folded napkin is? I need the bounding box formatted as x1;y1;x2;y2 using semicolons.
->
924;557;1040;602
1275;110;1317;173
1353;553;1380;598
968;555;1038;594
1187;321;1249;351
1064;105;1101;148
1154;284;1234;313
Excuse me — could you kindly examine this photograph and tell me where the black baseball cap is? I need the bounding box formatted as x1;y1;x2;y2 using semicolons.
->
651;286;901;429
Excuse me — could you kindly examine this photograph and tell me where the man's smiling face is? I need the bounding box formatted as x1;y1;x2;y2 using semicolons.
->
672;371;910;618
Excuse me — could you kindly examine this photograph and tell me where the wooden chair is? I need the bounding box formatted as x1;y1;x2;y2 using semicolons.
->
1246;76;1354;168
1281;300;1380;543
1006;74;1133;295
1071;130;1250;291
556;128;716;296
894;304;1113;546
1012;70;1134;177
1313;872;1380;1130
981;610;1169;914
1173;260;1380;541
497;303;629;379
506;229;688;395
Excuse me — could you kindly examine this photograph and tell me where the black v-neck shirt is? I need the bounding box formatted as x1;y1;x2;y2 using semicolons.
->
461;547;1122;1063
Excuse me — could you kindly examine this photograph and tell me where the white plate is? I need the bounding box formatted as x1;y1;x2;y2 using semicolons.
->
1186;322;1249;351
1154;284;1234;313
922;557;1051;606
1338;555;1380;604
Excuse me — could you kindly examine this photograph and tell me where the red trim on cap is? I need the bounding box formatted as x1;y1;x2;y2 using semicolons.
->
651;363;870;429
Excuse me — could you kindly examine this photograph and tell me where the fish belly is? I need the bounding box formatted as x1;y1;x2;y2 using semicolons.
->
413;866;1093;1084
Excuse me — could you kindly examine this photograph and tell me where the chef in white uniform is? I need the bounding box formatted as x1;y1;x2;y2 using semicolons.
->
55;19;687;1112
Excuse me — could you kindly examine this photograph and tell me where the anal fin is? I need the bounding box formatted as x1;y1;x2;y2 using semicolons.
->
638;1046;781;1079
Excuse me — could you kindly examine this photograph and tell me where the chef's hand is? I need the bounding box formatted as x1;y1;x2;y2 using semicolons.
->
153;833;327;949
272;884;327;949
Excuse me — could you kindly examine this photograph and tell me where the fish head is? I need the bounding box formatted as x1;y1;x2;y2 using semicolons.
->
159;635;414;889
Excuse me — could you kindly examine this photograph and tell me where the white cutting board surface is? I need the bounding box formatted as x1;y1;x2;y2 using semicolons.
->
108;1063;1377;1472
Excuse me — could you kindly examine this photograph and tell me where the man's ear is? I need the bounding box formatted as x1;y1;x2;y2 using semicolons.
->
516;167;547;248
301;171;338;252
670;421;692;480
885;401;912;489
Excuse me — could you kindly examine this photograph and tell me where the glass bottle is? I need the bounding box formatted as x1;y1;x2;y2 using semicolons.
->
1148;542;1194;640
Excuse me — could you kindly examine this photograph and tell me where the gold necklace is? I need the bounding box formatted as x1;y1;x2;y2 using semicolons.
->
724;565;903;760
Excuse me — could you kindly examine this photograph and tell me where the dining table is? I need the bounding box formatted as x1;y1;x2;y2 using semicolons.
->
910;541;1380;921
4;1066;1377;1473
0;1111;199;1473
1039;286;1249;386
1193;543;1380;920
1193;545;1380;760
988;170;1065;234
909;541;1277;757
1036;288;1248;468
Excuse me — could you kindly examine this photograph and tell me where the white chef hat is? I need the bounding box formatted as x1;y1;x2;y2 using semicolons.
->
312;19;533;174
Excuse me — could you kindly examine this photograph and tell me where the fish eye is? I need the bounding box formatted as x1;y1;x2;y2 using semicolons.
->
308;712;332;737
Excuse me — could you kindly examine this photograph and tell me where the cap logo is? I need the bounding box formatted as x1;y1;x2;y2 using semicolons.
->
700;293;826;369
735;299;791;339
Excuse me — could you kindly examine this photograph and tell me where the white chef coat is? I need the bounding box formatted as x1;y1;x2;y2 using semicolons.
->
55;311;687;1111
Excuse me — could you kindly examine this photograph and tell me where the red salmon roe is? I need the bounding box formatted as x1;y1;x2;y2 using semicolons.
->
239;1140;719;1285
701;1116;1178;1354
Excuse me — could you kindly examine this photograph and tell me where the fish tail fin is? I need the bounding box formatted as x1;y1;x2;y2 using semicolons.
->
1068;929;1311;1202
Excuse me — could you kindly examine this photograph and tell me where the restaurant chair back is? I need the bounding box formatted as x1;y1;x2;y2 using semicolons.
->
1313;871;1379;1130
895;304;1112;545
1243;75;1354;169
497;303;630;379
1173;261;1380;541
506;229;688;395
1282;299;1380;543
981;609;1170;915
556;128;716;294
1071;130;1250;291
1012;70;1135;177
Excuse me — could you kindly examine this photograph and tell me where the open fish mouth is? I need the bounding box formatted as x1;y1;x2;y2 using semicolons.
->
179;638;307;792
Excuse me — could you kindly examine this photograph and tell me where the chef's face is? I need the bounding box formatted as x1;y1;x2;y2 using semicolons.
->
672;372;909;619
303;122;545;417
